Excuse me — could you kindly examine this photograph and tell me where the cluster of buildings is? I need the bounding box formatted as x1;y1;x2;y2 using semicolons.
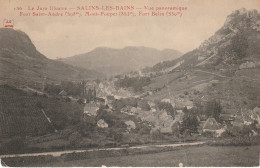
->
57;78;260;138
199;107;260;137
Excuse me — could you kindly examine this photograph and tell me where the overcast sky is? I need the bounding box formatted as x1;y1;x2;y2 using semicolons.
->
0;0;260;59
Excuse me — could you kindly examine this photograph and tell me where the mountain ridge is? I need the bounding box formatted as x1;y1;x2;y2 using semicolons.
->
145;8;260;73
0;28;104;89
138;8;260;111
62;46;182;77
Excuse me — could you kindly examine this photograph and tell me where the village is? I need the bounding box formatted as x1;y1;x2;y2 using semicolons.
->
53;76;260;141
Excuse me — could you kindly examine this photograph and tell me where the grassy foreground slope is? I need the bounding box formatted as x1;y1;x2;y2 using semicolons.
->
22;145;260;167
0;85;83;137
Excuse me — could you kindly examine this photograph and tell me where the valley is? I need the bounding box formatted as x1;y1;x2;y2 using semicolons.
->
0;7;260;167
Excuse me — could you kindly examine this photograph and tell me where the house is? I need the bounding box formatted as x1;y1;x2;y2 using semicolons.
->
97;119;108;128
175;110;184;122
220;114;235;125
186;105;193;110
151;108;156;113
232;116;244;127
252;107;260;124
241;109;256;126
84;103;99;116
68;96;77;102
121;106;134;115
147;101;155;108
59;90;67;96
162;99;171;103
202;117;221;132
125;120;136;131
160;119;175;134
215;128;226;137
130;107;140;114
95;97;105;105
106;95;115;104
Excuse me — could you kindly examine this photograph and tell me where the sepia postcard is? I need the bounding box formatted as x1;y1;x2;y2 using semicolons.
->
0;0;260;167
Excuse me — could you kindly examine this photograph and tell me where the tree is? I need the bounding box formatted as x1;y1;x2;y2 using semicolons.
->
114;76;151;92
93;87;96;100
122;97;138;107
230;31;248;60
193;98;203;110
219;31;249;63
60;81;81;97
204;99;222;122
155;101;175;119
137;99;151;111
111;99;125;111
171;122;181;137
180;109;199;135
44;83;61;95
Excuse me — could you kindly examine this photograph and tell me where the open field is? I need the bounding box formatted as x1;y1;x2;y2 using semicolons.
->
8;145;260;167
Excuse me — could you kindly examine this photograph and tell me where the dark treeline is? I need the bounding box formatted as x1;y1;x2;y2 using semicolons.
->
114;76;151;92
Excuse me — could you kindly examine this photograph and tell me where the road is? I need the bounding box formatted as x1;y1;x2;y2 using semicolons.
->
0;141;205;159
193;69;260;83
